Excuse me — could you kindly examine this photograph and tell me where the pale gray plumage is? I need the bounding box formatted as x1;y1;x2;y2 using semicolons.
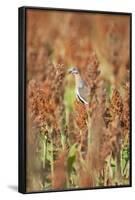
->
68;67;90;105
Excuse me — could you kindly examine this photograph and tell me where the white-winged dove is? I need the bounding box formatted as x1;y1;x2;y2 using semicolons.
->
68;67;90;105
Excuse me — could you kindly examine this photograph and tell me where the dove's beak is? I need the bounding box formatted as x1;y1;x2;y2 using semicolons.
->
68;68;73;74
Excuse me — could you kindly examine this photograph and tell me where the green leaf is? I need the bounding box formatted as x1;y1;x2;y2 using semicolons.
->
68;143;78;157
67;143;77;174
68;155;76;174
64;85;75;112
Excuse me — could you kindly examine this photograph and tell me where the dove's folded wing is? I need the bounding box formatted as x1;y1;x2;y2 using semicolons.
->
77;85;90;104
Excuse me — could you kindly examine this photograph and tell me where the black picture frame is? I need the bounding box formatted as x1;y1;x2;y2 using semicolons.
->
18;6;132;194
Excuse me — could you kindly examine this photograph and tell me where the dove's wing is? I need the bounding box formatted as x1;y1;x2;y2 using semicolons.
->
77;83;90;104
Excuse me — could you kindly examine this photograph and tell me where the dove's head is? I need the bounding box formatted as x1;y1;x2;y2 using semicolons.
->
68;67;79;75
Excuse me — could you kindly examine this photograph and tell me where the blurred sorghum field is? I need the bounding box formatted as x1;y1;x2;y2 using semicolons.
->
26;9;131;192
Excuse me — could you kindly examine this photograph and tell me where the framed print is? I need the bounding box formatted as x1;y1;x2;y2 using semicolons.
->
18;6;132;194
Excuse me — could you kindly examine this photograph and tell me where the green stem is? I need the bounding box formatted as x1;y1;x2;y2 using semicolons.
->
86;108;92;152
43;136;47;169
61;131;65;150
50;132;54;182
123;159;128;176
